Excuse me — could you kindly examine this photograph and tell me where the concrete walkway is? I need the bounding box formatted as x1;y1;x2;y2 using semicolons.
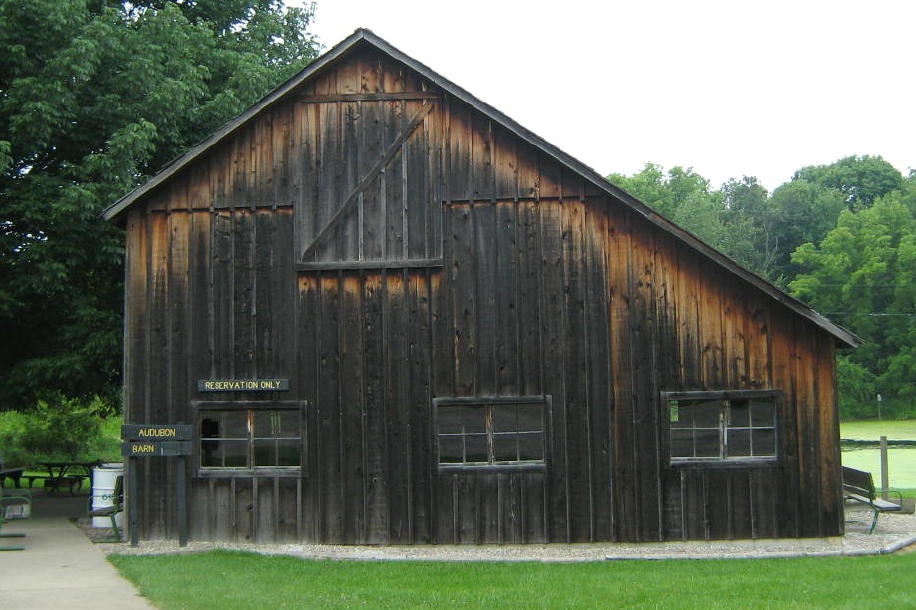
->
1;496;153;609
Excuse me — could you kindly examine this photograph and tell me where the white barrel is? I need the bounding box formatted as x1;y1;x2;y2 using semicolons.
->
91;463;124;528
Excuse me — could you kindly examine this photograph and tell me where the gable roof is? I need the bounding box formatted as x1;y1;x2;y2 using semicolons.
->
102;28;860;349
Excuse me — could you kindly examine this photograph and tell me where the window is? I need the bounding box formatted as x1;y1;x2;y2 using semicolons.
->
198;405;302;473
664;391;778;464
434;396;548;470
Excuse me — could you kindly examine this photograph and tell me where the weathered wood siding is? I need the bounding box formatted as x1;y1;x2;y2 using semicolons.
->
123;44;843;543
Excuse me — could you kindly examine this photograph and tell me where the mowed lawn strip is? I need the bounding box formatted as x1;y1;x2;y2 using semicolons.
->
109;550;916;609
840;419;916;441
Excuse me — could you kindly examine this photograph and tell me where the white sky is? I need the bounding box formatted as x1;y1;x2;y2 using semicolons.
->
304;0;915;192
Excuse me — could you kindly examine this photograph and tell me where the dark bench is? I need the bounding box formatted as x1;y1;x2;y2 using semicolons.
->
88;474;123;542
842;466;902;534
0;467;24;489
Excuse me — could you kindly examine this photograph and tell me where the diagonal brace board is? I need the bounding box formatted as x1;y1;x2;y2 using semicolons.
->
302;100;435;261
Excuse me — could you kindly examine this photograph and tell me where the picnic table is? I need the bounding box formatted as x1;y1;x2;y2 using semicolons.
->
37;461;102;495
0;467;25;489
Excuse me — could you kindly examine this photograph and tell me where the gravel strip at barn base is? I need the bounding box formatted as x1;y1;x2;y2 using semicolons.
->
97;505;916;562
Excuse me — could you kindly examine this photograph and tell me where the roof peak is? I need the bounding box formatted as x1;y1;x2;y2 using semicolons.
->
101;29;859;348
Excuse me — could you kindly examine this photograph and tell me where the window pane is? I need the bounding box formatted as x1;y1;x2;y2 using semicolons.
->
253;440;277;466
753;428;776;456
517;404;543;433
438;406;462;434
694;428;720;457
493;433;518;462
211;440;248;468
690;399;722;428
518;432;543;461
276;439;301;466
222;411;249;438
492;406;518;434
727;429;751;457
465;433;488;463
729;400;750;427
670;429;693;458
462;407;487;434
254;410;299;438
200;439;220;467
751;400;775;427
439;435;463;463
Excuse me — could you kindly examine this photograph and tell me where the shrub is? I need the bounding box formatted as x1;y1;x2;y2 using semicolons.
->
0;394;121;466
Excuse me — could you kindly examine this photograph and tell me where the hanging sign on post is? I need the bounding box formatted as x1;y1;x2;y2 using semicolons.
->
121;423;192;547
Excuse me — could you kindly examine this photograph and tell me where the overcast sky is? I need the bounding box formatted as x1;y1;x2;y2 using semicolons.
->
305;0;914;192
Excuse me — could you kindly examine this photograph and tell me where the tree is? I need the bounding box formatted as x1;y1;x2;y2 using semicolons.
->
766;179;847;282
0;0;319;411
722;176;778;280
608;165;772;278
793;155;904;211
790;182;916;417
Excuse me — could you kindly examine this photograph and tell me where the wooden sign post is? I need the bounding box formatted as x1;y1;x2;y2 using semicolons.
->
122;424;193;547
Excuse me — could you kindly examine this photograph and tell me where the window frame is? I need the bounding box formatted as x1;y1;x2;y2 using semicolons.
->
192;400;306;478
661;390;780;468
433;395;550;473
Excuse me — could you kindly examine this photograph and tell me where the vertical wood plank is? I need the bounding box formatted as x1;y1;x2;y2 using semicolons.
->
340;272;365;542
363;273;389;543
608;208;637;541
317;274;343;541
408;270;433;542
474;202;497;397
147;211;170;536
539;199;569;541
562;198;592;541
386;271;411;542
585;204;613;541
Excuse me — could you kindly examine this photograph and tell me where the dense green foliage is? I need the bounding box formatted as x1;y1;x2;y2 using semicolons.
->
0;397;122;465
110;550;916;609
0;0;319;412
610;156;914;419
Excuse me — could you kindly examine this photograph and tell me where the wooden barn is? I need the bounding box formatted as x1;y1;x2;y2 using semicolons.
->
103;29;859;544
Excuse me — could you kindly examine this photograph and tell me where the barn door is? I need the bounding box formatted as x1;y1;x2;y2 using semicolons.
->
296;95;442;268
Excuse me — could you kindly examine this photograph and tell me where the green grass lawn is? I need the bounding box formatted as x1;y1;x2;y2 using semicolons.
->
109;551;916;609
